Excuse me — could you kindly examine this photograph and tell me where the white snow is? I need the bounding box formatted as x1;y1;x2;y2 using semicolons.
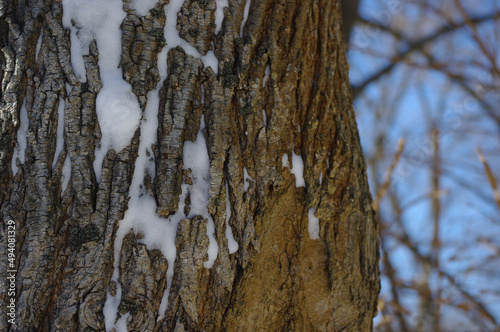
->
35;28;43;60
239;0;251;38
52;96;65;169
93;79;142;181
225;182;239;253
114;313;130;332
262;109;266;127
164;0;219;73
60;0;225;329
183;116;219;267
92;6;141;181
103;285;122;331
214;0;229;35
62;0;141;182
307;208;320;239
282;152;305;187
243;167;253;192
103;89;179;331
65;24;86;80
62;0;116;80
291;151;305;187
11;99;28;175
104;110;217;329
101;87;167;326
130;0;157;16
282;153;289;168
61;154;71;193
263;64;270;87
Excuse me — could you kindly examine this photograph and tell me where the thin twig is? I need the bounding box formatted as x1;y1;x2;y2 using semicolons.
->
476;147;500;216
373;138;405;213
430;127;442;332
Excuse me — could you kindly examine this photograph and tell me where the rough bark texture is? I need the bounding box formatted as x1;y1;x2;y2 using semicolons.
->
0;0;380;331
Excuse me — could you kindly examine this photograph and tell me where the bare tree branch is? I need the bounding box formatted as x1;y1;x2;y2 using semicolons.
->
352;13;500;98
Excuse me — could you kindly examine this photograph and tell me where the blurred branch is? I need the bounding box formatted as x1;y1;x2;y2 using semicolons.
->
450;78;500;133
399;190;448;213
441;168;499;213
352;2;500;330
373;138;405;213
453;0;500;79
357;18;407;41
410;51;500;132
352;13;500;98
476;147;500;216
439;270;500;329
380;242;408;332
388;225;500;328
430;127;441;332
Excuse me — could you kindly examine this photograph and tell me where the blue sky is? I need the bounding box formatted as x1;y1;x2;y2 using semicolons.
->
347;0;500;328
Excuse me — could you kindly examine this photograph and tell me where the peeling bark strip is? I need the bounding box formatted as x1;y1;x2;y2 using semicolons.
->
0;0;379;331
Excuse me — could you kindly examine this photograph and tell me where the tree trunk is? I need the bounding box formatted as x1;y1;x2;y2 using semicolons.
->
0;0;380;331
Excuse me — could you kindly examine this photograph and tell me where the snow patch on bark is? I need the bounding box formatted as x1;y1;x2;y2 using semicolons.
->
61;0;227;328
92;5;141;182
114;312;130;332
282;152;306;187
164;0;219;73
103;284;122;331
62;0;126;80
291;151;305;187
282;153;289;168
183;116;219;267
63;0;141;182
225;182;239;253
61;154;71;194
308;208;320;239
103;89;181;331
35;28;43;61
239;0;251;37
214;0;228;35
105;102;218;328
93;79;142;181
11;99;28;175
130;0;158;16
52;96;65;170
263;63;270;87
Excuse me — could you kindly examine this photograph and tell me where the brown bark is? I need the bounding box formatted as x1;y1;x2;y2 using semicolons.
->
0;0;379;331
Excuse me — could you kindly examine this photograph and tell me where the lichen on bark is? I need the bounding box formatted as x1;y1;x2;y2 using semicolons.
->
177;0;216;55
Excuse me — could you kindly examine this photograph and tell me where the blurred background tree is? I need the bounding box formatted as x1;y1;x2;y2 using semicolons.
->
342;0;500;330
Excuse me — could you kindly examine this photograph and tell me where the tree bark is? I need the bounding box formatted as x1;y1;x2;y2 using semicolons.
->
0;0;380;331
